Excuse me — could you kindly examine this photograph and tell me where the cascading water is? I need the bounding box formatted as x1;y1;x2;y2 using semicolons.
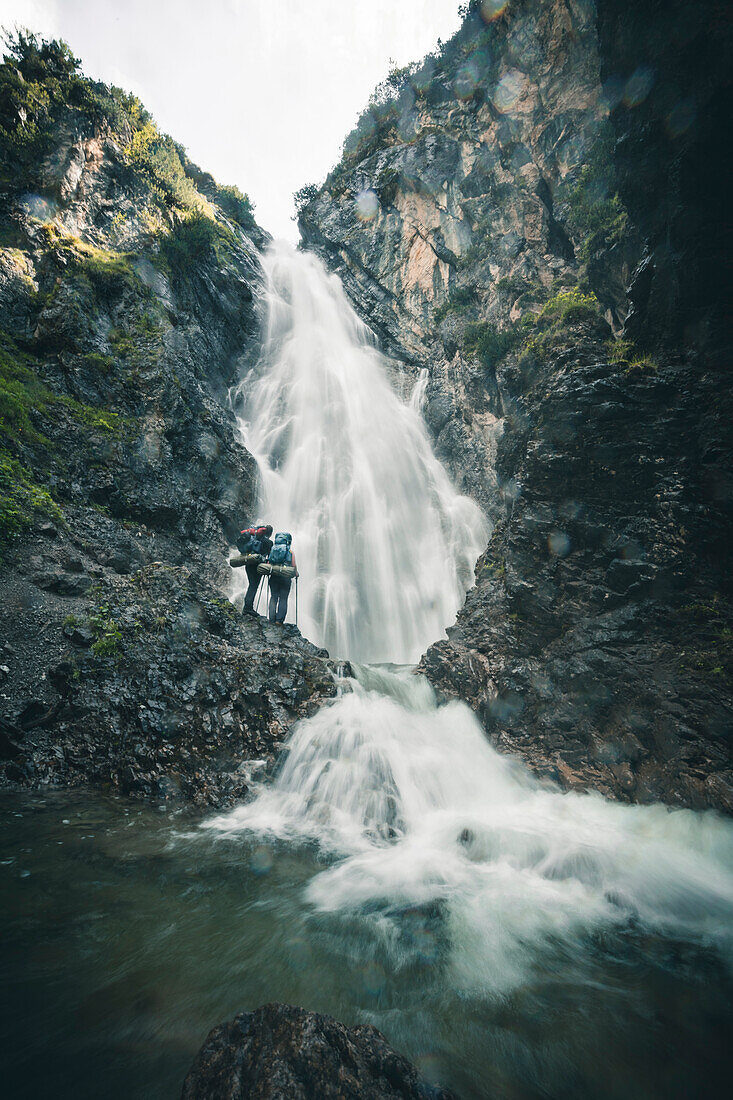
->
230;241;488;662
210;241;733;1096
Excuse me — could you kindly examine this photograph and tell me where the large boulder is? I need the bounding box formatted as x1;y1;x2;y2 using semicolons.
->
182;1003;455;1100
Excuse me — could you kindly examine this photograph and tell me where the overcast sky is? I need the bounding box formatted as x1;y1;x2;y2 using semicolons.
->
0;0;464;239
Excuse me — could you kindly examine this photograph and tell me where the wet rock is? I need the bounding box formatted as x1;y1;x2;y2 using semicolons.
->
62;623;94;647
182;1003;455;1100
0;563;341;806
29;569;92;596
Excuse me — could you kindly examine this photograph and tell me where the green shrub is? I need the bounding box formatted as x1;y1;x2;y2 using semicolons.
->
604;339;658;375
536;288;599;328
159;212;235;271
89;605;123;658
215;184;256;229
294;184;319;216
90;631;122;658
128;121;207;213
625;354;658;375
434;285;478;323
566;124;628;263
463;321;519;367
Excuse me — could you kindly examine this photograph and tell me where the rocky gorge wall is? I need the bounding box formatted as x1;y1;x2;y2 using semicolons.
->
300;0;733;811
0;36;341;803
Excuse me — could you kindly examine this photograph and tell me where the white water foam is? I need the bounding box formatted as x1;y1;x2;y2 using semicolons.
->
229;240;488;663
206;666;733;994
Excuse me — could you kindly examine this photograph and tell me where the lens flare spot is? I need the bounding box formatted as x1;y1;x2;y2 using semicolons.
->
623;67;654;108
355;189;379;222
600;75;626;111
250;844;274;875
666;98;696;138
548;531;571;557
491;69;525;113
480;0;508;22
454;62;479;100
20;192;57;221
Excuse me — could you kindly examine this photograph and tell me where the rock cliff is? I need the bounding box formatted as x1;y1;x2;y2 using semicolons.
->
300;0;733;811
0;34;340;803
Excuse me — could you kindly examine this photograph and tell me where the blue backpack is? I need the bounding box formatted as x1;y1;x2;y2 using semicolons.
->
269;532;292;566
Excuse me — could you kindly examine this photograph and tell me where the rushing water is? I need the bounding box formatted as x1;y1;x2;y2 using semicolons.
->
229;241;488;662
4;244;733;1099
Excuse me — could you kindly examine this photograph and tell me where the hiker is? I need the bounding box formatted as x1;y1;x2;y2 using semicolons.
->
239;524;273;615
267;531;298;624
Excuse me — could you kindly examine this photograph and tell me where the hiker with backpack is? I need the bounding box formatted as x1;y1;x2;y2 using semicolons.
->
237;524;273;615
264;531;298;624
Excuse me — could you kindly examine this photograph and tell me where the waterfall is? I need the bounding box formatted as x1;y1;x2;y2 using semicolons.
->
230;240;488;663
212;241;733;1010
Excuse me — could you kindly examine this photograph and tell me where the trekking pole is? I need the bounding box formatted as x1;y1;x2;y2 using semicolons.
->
295;577;298;628
255;575;264;614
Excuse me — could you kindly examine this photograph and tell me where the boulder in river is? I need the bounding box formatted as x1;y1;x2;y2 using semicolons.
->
181;1002;455;1100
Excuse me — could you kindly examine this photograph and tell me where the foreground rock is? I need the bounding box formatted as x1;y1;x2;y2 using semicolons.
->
182;1003;455;1100
0;533;341;804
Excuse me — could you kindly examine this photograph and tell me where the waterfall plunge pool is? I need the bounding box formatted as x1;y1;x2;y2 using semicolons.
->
3;667;733;1099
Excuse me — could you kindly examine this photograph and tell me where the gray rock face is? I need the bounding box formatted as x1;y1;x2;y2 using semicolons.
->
419;327;733;810
300;0;618;511
181;1003;455;1100
0;43;338;805
301;0;733;812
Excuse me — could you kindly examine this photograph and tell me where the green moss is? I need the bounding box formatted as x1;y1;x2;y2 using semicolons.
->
0;330;54;446
0;448;61;554
37;226;142;300
0;329;131;461
483;558;506;579
81;352;115;376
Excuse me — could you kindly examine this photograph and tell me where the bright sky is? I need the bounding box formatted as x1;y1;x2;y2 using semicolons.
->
0;0;464;240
